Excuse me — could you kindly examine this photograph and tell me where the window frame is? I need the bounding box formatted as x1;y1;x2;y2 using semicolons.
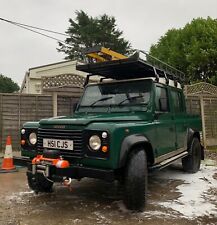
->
170;88;185;114
155;84;170;113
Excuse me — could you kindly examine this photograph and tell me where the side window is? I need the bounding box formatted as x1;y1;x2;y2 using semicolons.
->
155;86;169;112
171;90;184;113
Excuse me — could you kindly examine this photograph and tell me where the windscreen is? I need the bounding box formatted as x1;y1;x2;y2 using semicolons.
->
77;79;152;112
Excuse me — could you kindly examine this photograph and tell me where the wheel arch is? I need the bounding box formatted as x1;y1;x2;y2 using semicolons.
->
119;134;154;168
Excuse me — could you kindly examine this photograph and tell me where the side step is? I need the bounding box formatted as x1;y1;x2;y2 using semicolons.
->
149;151;188;171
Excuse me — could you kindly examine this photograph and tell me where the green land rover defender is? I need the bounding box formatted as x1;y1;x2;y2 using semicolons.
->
19;49;204;211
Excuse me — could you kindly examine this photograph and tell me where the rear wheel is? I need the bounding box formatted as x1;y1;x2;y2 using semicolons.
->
123;149;148;211
182;137;201;173
27;172;53;193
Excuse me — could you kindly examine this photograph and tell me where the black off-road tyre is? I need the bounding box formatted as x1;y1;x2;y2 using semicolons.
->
182;137;201;173
123;149;148;211
27;172;53;193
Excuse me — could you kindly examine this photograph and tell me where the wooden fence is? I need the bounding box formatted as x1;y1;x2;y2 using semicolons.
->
0;93;80;152
186;95;217;147
0;87;216;152
185;82;217;148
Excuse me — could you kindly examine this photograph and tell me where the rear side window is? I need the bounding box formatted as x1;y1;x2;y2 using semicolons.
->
155;86;169;112
171;90;184;113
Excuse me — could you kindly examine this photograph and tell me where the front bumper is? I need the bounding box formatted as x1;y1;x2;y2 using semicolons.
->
14;156;115;182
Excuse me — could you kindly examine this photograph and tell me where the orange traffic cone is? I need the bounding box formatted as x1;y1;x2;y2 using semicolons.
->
0;136;17;173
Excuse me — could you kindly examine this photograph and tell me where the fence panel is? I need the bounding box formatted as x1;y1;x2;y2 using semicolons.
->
0;93;79;152
185;96;201;115
1;92;215;151
35;95;53;120
1;95;20;152
186;94;217;147
57;96;80;116
203;96;217;146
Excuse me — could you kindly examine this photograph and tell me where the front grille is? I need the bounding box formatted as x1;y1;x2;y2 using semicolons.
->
37;128;83;158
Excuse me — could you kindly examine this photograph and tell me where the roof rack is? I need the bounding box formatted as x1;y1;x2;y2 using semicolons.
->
76;48;186;87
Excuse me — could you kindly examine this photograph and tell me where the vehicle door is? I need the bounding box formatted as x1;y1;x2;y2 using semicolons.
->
170;89;187;150
154;85;176;157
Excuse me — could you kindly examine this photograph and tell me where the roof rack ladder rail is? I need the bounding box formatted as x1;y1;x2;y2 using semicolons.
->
164;72;169;85
153;67;160;82
139;50;185;84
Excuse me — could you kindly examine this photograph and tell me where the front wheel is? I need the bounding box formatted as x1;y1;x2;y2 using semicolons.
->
182;137;201;173
123;149;148;211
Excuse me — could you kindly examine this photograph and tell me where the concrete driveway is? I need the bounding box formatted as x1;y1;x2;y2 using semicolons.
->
0;163;216;225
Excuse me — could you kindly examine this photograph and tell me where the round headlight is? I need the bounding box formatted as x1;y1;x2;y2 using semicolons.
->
89;135;101;151
21;129;25;134
29;132;37;145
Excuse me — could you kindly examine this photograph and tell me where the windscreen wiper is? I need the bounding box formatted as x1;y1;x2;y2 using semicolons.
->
90;96;113;106
118;95;144;105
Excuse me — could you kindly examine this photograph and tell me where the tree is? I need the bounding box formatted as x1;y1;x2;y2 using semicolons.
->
0;74;20;93
149;17;217;84
58;10;131;60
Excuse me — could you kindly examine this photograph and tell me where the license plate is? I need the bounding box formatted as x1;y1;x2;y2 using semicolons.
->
43;139;73;150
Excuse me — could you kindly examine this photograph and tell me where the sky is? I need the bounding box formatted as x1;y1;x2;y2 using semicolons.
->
0;0;216;86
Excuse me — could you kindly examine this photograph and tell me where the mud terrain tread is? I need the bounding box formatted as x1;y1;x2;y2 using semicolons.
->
124;149;147;211
182;137;201;173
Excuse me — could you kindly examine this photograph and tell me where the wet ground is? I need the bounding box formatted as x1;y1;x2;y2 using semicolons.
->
0;163;216;225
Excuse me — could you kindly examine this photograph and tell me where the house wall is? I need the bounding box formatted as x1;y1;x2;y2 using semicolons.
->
21;60;87;94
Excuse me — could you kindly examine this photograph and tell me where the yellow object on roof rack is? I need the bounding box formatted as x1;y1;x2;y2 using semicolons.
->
85;46;127;62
